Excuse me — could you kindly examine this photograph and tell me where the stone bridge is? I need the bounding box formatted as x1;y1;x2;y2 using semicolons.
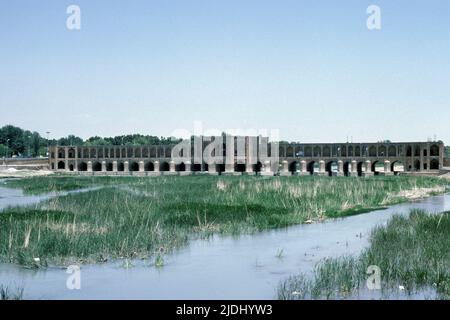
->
49;137;444;177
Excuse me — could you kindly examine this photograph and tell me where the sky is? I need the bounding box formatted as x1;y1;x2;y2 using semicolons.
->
0;0;449;143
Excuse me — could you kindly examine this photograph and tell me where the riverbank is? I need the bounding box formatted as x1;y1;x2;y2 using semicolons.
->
0;175;447;267
0;168;53;178
278;210;450;300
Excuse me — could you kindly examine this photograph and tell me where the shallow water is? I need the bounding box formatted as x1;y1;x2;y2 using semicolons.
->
0;182;102;211
0;182;449;299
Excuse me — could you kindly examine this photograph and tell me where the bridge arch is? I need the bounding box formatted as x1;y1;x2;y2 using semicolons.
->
430;159;439;170
216;164;225;174
176;162;186;172
235;164;246;172
307;161;317;175
372;161;384;175
92;161;102;172
57;161;65;170
117;162;125;172
289;161;299;173
414;159;421;171
343;161;351;176
160;162;170;172
254;161;262;173
106;162;113;171
326;161;338;176
357;162;364;176
78;162;87;171
391;161;404;173
145;162;154;171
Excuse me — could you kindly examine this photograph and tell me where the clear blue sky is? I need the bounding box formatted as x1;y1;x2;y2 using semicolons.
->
0;0;449;143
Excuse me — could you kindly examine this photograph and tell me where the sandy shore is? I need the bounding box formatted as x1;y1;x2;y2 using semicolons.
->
0;169;54;178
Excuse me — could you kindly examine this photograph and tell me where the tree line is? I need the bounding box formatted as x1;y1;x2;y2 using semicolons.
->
0;125;180;158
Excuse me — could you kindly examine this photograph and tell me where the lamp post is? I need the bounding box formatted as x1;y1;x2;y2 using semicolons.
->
6;138;10;158
27;134;31;158
46;131;50;157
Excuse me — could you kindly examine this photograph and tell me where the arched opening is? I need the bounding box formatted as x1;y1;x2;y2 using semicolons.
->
134;148;141;158
313;146;321;157
304;146;312;157
192;164;202;172
340;146;347;157
90;148;97;158
388;146;396;157
423;149;427;157
145;162;154;171
369;146;377;157
414;145;420;157
348;146;353;157
93;162;102;172
286;146;294;157
78;162;87;171
323;146;331;157
51;163;55;170
430;159;439;170
289;161;299;173
216;164;225;174
343;162;351;176
355;146;361;157
235;164;246;172
58;148;65;158
106;163;113;171
253;161;262;173
326;161;338;176
160;162;170;172
391;161;404;173
130;162;139;172
414;160;421;171
357;162;364;176
176;162;186;172
69;164;74;171
372;161;383;175
307;161;317;175
118;162;125;172
406;146;412;157
68;148;75;158
379;146;386;157
57;161;65;170
430;145;439;157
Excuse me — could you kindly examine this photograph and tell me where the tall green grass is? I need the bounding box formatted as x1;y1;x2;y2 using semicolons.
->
278;210;450;300
0;175;447;266
0;285;23;300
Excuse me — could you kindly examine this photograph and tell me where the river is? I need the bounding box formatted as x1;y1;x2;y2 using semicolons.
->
0;182;449;299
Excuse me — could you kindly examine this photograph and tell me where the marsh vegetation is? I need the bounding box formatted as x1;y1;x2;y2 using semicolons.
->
0;175;447;267
278;210;450;300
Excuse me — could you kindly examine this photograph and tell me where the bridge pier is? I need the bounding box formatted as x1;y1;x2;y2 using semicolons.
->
280;160;290;176
349;160;358;176
260;160;273;176
362;160;374;177
380;160;394;176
